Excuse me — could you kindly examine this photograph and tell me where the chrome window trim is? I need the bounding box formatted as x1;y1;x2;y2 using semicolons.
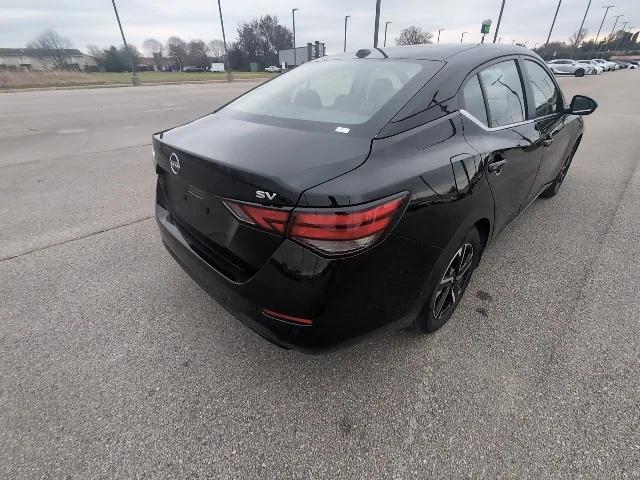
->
459;109;558;132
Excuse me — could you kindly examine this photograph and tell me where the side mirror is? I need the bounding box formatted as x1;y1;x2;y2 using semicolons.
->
568;95;598;116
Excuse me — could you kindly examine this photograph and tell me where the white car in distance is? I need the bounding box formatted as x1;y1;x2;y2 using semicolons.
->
547;59;589;77
575;60;603;74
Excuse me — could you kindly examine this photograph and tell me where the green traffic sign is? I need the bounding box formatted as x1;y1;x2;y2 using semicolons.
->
481;19;492;34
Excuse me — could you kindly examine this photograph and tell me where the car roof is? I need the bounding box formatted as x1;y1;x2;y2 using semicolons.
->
327;43;534;62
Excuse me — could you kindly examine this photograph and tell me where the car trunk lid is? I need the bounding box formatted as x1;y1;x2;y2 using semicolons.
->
154;113;371;277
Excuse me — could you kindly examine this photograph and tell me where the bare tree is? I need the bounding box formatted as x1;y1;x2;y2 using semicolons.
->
569;28;588;47
187;39;209;68
166;36;188;69
208;39;225;60
143;38;164;70
395;26;433;46
27;29;73;69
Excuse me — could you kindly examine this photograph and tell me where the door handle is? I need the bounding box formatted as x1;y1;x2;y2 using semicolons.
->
488;159;507;173
542;135;554;147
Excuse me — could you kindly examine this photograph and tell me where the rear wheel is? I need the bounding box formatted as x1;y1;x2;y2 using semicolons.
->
540;140;579;198
574;68;585;77
414;227;481;333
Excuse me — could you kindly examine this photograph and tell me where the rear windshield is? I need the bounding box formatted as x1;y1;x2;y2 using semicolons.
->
227;59;427;126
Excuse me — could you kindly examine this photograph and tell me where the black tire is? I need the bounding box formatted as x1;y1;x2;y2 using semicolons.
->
540;139;580;198
574;69;585;77
414;227;481;333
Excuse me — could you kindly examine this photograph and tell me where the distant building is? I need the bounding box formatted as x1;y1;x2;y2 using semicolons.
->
0;48;97;71
278;41;326;67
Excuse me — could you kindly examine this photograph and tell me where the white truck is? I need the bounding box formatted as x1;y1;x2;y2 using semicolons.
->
210;62;225;73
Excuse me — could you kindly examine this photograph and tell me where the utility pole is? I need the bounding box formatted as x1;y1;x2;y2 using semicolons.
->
373;0;382;47
595;5;614;45
438;29;444;43
217;0;230;80
292;8;299;66
574;0;592;50
344;15;350;52
461;32;468;43
384;21;391;47
111;0;138;86
493;0;506;43
545;0;563;47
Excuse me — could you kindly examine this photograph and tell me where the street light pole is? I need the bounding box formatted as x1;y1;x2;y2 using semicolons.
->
292;8;299;66
110;0;138;86
493;0;506;43
344;15;350;52
461;32;467;43
574;0;592;49
217;0;230;80
609;14;623;43
373;0;382;47
595;5;614;45
545;0;563;47
438;29;444;43
384;21;391;47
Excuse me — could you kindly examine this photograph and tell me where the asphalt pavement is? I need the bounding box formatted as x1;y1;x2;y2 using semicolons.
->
1;73;639;479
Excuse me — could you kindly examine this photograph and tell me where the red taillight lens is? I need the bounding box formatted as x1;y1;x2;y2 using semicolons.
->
224;193;408;255
289;193;408;255
223;200;290;234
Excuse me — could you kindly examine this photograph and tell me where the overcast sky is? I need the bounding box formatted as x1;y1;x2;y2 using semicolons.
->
2;0;639;54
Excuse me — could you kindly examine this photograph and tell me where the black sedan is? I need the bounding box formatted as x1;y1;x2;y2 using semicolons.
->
153;44;597;352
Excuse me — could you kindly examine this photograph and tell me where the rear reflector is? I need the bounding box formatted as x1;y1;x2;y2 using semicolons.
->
289;194;407;255
262;308;313;325
224;193;408;256
223;200;289;234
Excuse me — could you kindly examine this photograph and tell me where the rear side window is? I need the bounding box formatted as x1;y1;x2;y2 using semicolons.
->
462;74;488;125
524;60;561;118
478;60;526;127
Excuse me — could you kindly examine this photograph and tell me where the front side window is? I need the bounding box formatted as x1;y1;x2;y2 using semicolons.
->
227;59;425;125
525;60;561;118
462;74;488;125
478;60;525;127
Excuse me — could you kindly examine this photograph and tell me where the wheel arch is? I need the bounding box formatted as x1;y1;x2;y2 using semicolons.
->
474;217;491;256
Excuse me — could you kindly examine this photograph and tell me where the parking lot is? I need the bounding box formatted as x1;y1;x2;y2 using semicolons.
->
1;71;639;478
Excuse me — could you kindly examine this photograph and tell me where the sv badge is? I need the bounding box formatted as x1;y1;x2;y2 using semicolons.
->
256;190;277;200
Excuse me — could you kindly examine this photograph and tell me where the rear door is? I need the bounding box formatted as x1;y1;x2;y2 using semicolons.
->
520;58;573;205
460;58;543;234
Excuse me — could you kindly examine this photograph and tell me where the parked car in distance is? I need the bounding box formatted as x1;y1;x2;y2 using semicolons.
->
575;59;603;74
547;59;589;76
614;61;638;69
592;59;618;71
153;44;597;351
265;66;281;73
182;66;205;72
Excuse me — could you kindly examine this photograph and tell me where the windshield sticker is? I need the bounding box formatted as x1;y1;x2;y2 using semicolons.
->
335;127;350;134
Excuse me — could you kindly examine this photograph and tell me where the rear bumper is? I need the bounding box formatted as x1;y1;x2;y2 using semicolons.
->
156;202;442;352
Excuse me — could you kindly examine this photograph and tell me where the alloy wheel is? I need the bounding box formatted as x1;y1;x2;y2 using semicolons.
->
432;243;474;320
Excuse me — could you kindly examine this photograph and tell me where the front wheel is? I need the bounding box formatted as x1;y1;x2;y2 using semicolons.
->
414;227;481;333
574;69;585;77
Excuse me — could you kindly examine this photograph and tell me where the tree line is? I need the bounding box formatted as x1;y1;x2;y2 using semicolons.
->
25;18;640;73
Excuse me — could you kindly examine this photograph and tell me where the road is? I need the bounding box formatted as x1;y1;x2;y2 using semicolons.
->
1;74;639;479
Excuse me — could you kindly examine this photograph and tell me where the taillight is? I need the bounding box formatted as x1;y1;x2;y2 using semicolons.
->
289;193;408;255
223;201;289;234
224;193;408;255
